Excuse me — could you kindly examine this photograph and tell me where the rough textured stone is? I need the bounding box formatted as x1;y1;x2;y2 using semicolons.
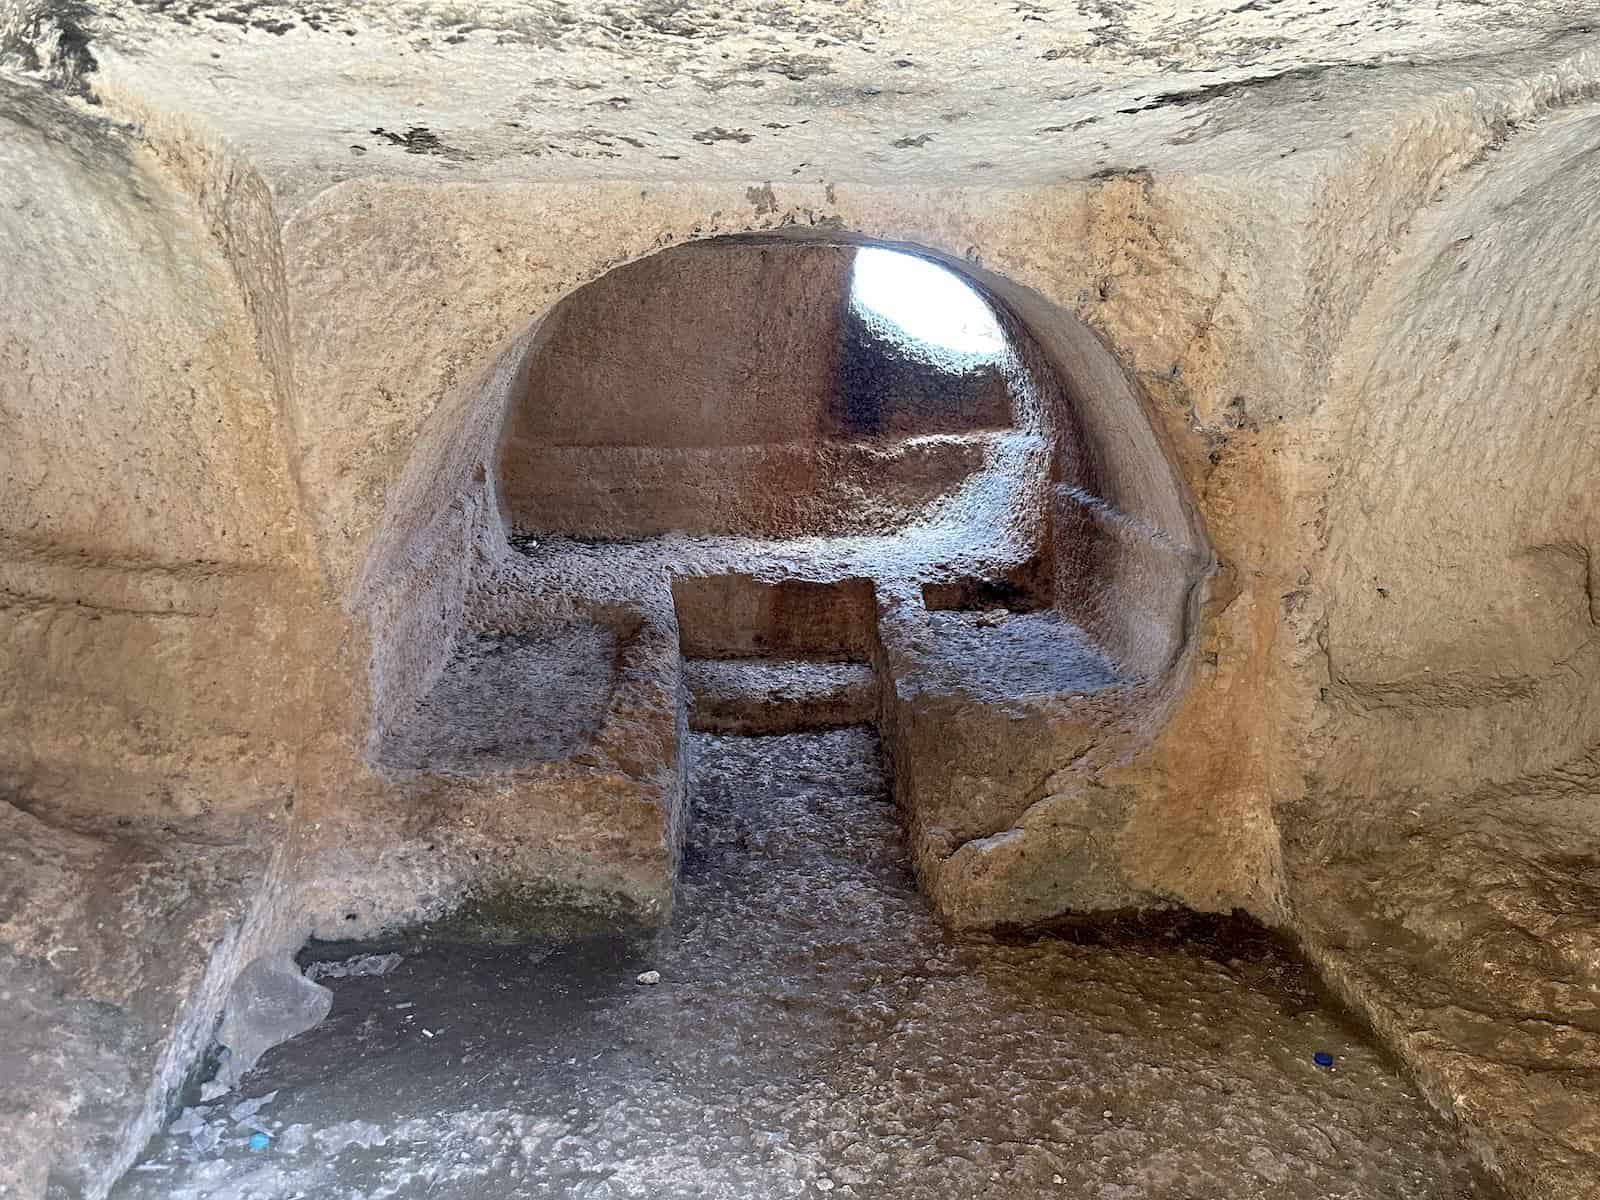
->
683;657;878;734
109;731;1497;1200
3;4;1600;1196
0;801;282;1200
8;0;1593;205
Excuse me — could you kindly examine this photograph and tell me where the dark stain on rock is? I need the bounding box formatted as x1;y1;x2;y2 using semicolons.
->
755;53;834;81
693;127;754;144
1116;62;1383;113
746;183;779;215
1040;117;1099;133
695;73;768;93
892;133;934;149
1;0;99;98
1089;164;1151;181
370;126;466;158
1222;395;1260;433
0;74;132;173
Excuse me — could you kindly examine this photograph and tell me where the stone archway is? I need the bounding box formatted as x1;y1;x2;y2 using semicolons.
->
354;230;1212;931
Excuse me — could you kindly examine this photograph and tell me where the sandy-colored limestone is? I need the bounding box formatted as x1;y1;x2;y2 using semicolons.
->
1280;101;1600;1200
3;2;1600;1196
0;78;317;1200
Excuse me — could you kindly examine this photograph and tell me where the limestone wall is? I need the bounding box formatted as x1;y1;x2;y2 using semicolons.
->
512;240;853;450
7;29;1600;1194
0;82;314;835
15;54;1595;950
497;240;1018;539
269;178;1233;926
1305;104;1600;833
1275;105;1600;1200
0;82;317;1200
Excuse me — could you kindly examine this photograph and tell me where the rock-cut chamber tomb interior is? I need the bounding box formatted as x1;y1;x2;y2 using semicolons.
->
3;3;1600;1198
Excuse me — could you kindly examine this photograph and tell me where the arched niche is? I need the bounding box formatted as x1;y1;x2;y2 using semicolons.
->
350;227;1213;926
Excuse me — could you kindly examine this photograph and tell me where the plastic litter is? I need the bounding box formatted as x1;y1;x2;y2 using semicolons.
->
1314;1051;1335;1069
305;952;403;982
248;1132;271;1152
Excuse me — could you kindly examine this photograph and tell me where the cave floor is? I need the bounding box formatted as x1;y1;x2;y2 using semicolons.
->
114;729;1498;1200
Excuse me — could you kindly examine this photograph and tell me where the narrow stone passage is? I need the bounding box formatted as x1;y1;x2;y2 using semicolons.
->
116;730;1497;1199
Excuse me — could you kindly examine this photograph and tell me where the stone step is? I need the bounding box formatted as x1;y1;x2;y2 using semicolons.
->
682;657;877;735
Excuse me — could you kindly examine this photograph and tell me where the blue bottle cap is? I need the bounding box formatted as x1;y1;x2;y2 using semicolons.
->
1313;1051;1334;1069
248;1132;271;1151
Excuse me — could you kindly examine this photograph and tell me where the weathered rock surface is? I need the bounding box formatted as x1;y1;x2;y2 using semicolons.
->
109;731;1499;1200
1299;825;1600;1199
0;801;278;1199
7;0;1593;206
1277;94;1600;1199
2;2;1600;1196
683;657;877;734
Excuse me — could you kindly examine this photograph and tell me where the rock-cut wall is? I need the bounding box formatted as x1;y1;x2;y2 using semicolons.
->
0;82;319;1200
4;24;1600;1198
0;80;315;836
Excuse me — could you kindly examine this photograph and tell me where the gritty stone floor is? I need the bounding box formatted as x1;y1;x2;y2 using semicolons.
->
114;730;1498;1200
